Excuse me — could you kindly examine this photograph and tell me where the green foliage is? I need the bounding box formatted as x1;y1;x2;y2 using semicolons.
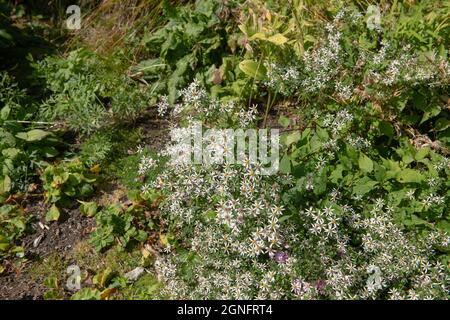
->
70;288;101;300
41;159;97;220
2;0;450;300
90;202;153;252
138;0;250;103
35;49;152;135
0;204;29;260
0;72;61;197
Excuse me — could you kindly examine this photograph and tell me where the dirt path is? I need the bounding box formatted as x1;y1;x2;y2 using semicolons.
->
0;197;95;300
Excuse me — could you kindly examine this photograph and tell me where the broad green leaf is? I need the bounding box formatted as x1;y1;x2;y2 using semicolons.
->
403;214;432;227
16;129;50;142
0;105;10;120
42;146;59;157
353;177;378;195
435;118;450;131
93;267;112;287
378;121;394;138
285;132;301;146
358;153;373;173
419;104;441;124
46;204;60;222
71;288;101;300
415;147;430;161
249;32;267;41
0;242;10;251
279;155;291;174
396;169;425;183
267;34;288;45
2;148;21;159
0;175;11;194
239;60;267;80
0;235;10;251
78;201;98;217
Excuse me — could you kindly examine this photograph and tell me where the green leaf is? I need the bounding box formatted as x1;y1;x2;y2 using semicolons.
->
70;288;101;300
396;169;425;184
2;148;21;159
285;132;301;146
0;235;10;251
93;267;113;287
239;60;267;80
279;155;291;174
415;147;430;161
419;104;441;124
0;175;11;194
46;205;60;222
353;177;378;195
16;129;50;142
278;115;290;128
403;214;432;227
435;118;450;131
249;32;267;41
378;121;394;138
267;34;288;45
0;105;11;120
79;184;94;197
42;146;59;158
358;153;373;173
78;201;98;217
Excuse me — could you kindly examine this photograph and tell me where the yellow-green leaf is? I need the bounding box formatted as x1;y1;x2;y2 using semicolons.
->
239;60;267;80
249;32;267;41
267;33;288;45
0;175;11;194
78;201;98;217
46;204;60;222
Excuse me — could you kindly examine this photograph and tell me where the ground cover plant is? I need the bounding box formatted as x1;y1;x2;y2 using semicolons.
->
0;0;448;300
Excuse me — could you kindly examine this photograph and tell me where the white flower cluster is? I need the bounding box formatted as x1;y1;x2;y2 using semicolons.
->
180;79;208;108
157;95;169;117
138;155;157;175
237;104;258;127
156;81;256;126
346;135;371;149
152;161;296;299
323;109;353;135
264;9;449;101
421;193;445;207
149;153;448;299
